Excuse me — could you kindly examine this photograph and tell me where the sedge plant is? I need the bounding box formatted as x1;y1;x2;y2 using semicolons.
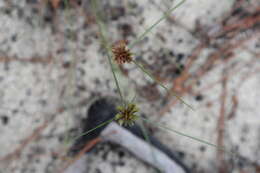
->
63;0;236;167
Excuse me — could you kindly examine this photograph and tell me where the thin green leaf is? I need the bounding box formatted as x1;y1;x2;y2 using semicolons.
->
140;116;236;156
139;120;161;173
72;117;116;142
129;0;186;49
132;60;194;110
91;0;125;105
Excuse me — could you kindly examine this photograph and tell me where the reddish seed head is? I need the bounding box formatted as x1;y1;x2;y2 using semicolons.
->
112;40;133;64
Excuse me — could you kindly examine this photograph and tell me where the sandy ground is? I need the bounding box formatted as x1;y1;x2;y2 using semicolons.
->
0;0;259;173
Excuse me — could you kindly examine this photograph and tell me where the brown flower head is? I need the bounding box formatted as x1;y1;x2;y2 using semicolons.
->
115;103;139;126
112;40;133;64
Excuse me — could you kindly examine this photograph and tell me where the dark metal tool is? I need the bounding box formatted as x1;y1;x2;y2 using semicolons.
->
70;97;190;173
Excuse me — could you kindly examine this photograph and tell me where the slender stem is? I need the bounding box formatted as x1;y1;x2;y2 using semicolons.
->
72;117;116;142
63;0;72;147
107;53;125;105
139;120;161;173
91;0;125;105
132;60;194;110
129;0;186;49
140;116;236;156
130;93;137;103
105;42;125;105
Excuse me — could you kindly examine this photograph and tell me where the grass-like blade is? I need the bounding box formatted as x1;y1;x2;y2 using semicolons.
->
91;0;125;105
133;60;194;110
140;116;236;156
72;117;116;142
129;0;186;49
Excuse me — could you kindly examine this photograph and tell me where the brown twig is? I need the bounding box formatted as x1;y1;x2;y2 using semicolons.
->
227;95;238;120
159;10;258;115
59;137;102;173
217;68;228;173
0;55;53;65
0;119;50;162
